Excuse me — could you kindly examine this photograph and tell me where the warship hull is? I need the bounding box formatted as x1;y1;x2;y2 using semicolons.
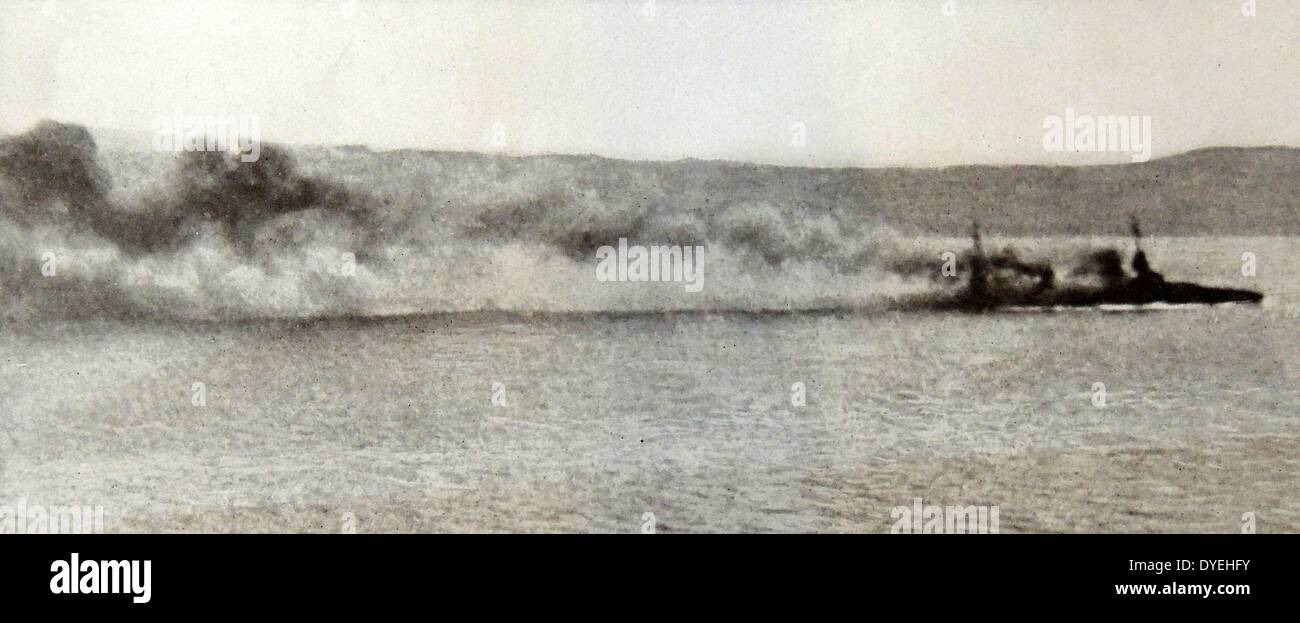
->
926;279;1263;312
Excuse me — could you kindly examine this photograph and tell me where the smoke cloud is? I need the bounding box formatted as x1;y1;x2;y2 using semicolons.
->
0;120;1147;321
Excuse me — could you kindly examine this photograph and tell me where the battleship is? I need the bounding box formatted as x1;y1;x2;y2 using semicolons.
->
926;217;1264;312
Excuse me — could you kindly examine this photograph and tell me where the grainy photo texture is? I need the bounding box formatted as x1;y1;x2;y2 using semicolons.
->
0;0;1296;534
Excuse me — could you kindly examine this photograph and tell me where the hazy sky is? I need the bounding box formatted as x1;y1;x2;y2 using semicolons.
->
1;0;1297;166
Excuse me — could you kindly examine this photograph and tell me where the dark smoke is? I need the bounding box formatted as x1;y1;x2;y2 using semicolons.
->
145;146;370;255
461;189;897;274
0;119;1172;321
985;246;1055;289
463;187;653;259
1071;248;1128;286
0;120;112;232
0;120;376;258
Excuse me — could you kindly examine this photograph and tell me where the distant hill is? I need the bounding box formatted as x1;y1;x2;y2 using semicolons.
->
331;146;1300;236
89;124;1300;236
851;146;1300;236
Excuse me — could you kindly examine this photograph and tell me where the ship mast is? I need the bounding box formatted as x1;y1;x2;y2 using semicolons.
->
1129;214;1156;278
969;219;988;297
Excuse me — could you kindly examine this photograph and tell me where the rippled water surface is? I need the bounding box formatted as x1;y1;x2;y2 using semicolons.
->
2;237;1297;532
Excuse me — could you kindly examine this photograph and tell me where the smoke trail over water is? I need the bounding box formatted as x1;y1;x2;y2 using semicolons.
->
2;120;1134;321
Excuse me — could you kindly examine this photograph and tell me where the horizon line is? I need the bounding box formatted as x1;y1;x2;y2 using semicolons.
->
7;119;1300;172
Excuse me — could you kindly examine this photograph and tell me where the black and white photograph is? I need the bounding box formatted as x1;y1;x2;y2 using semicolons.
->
0;0;1294;608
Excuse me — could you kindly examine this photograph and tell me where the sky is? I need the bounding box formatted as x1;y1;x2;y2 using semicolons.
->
1;0;1297;167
